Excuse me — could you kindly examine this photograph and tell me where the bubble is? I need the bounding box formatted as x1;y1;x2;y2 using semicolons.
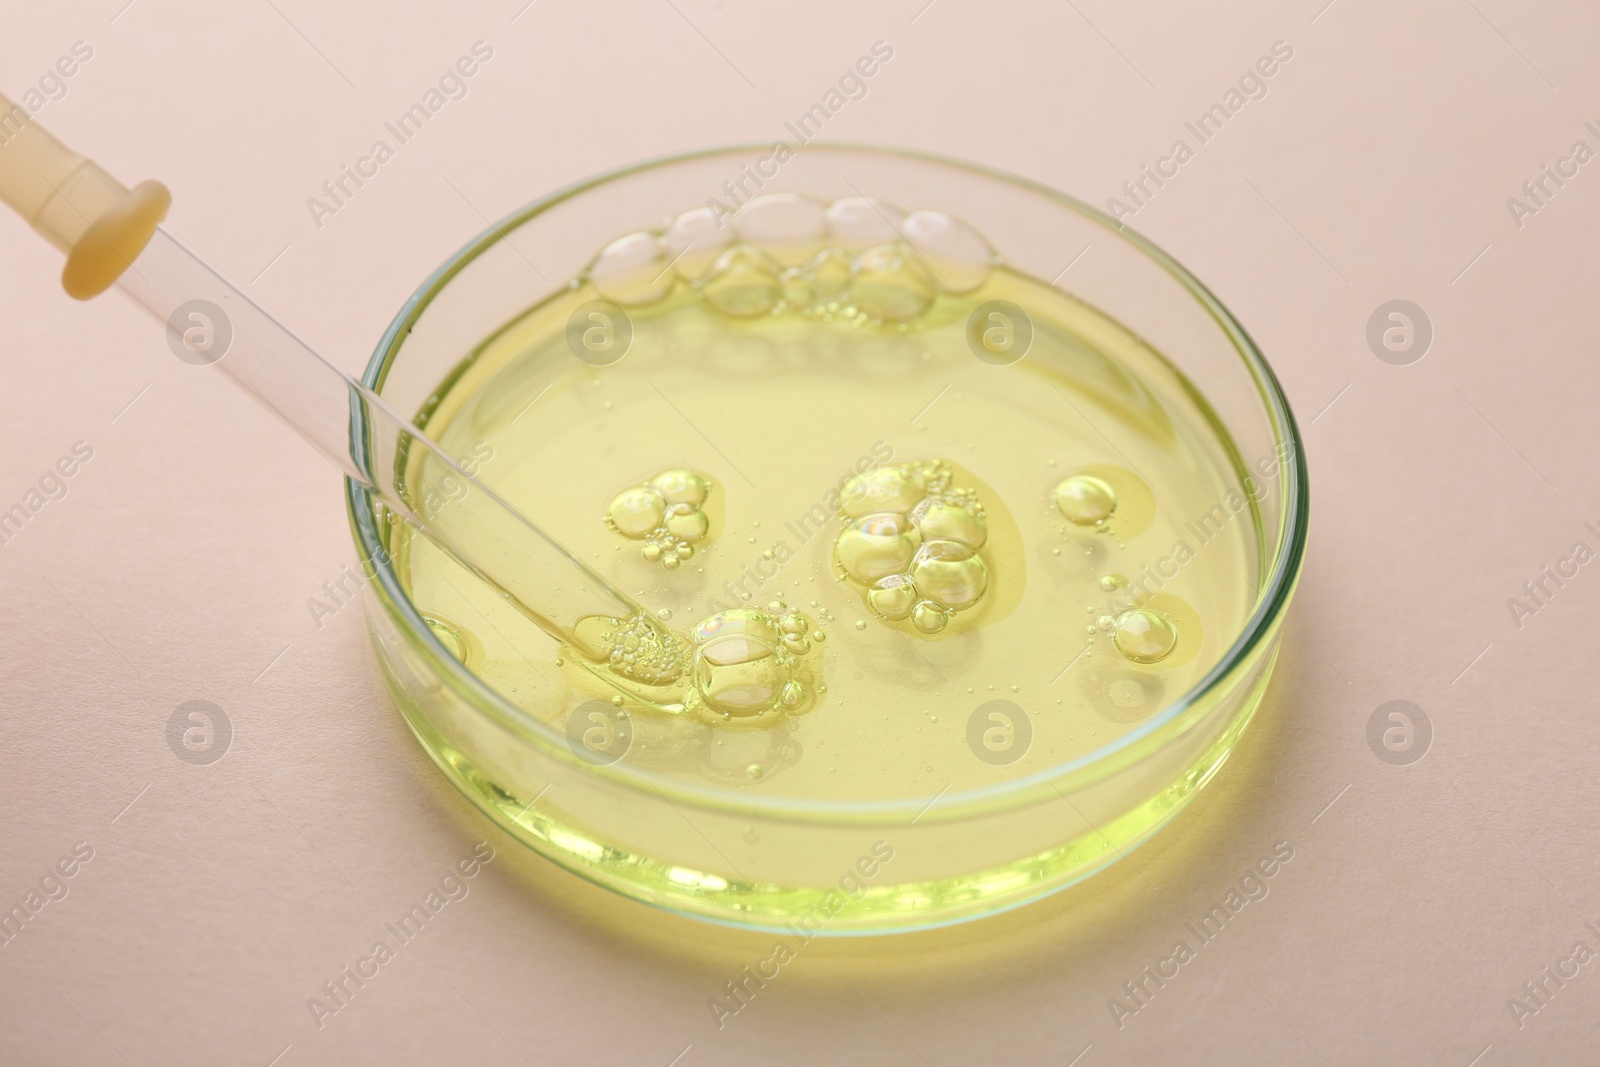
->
735;193;828;266
590;231;672;306
665;504;710;542
901;210;993;293
841;466;926;519
867;573;918;620
1096;614;1115;631
781;267;815;308
608;486;666;538
1053;474;1118;526
702;245;784;318
693;611;786;717
1113;608;1179;664
809;248;853;295
663;206;733;282
854;620;868;631
746;762;765;779
910;499;987;549
851;244;936;323
836;513;922;583
1099;574;1125;591
825;196;904;252
909;540;988;611
651;469;709;506
911;600;949;633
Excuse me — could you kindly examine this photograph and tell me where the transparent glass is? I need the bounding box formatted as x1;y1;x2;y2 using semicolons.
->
348;145;1309;933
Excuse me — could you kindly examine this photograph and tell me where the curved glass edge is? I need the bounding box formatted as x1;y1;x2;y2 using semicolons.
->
345;142;1310;824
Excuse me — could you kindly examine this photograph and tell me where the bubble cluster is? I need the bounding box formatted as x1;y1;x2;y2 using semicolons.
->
606;469;712;569
584;194;996;326
834;461;990;634
594;612;691;687
689;602;822;723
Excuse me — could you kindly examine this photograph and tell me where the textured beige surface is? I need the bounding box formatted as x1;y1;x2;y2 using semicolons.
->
3;2;1598;1064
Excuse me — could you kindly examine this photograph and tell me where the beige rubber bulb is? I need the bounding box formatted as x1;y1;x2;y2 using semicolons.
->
0;92;169;298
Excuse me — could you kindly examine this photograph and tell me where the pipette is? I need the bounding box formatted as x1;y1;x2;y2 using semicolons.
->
0;91;693;707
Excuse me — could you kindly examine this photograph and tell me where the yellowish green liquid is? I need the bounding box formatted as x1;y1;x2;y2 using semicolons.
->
393;265;1255;804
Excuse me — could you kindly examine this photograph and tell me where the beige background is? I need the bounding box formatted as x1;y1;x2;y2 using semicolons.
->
3;0;1598;1063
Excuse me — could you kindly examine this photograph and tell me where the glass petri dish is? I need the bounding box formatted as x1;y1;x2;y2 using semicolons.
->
347;145;1308;934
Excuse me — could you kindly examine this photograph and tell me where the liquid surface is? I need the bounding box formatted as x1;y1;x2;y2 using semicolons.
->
392;253;1258;802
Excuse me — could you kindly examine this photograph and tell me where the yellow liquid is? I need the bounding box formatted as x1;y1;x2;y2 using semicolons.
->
392;266;1257;804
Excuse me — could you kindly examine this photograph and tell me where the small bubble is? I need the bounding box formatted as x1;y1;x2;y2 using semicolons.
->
854;620;868;631
656;609;672;621
746;763;765;780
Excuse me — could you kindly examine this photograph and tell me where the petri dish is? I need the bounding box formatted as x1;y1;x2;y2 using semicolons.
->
348;145;1308;934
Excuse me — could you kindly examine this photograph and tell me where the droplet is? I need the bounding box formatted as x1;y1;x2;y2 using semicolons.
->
608;486;665;539
851;243;936;323
901;210;993;293
693;610;785;717
841;466;926;519
735;193;827;266
663;206;733;281
590;231;671;305
854;620;868;631
702;245;783;318
911;600;948;634
665;505;710;542
866;573;918;620
909;540;988;611
1100;574;1125;592
1054;474;1118;526
836;513;922;583
825;196;904;252
745;762;765;779
910;499;987;549
651;469;709;506
1113;608;1179;664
